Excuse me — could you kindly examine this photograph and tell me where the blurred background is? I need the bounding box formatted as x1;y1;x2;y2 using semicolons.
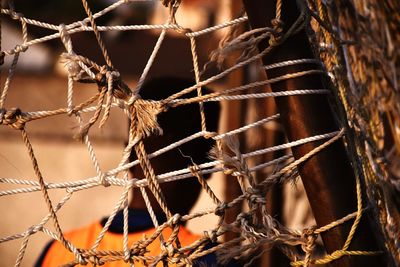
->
0;1;312;266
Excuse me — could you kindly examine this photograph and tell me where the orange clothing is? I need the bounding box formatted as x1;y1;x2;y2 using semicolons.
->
41;221;200;267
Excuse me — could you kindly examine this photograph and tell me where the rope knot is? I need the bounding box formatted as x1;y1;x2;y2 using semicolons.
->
176;25;192;35
14;44;28;53
89;255;103;266
301;226;317;261
75;252;88;266
96;66;131;100
246;187;259;195
10;11;23;20
99;173;111;187
78;19;90;29
0;108;25;130
301;226;317;241
237;212;251;223
95;66;109;87
170;213;181;225
123;249;132;263
60;53;88;82
248;193;266;205
203;131;217;139
204;230;218;243
215;202;228;217
271;19;284;33
166;244;176;257
269;19;284;46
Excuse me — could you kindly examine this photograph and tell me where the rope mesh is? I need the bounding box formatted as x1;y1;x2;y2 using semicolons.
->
0;0;399;266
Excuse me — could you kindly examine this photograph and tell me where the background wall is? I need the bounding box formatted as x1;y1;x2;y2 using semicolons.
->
0;74;224;266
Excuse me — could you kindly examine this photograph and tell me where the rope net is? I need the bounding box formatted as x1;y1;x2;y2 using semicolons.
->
0;0;399;266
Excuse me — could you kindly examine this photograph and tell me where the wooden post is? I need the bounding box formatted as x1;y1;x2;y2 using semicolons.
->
222;0;246;243
242;1;386;266
254;72;289;267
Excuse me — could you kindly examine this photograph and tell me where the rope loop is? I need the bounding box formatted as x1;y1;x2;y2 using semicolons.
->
170;213;181;226
10;10;22;20
271;18;284;34
78;19;89;29
127;93;140;106
26;225;37;236
203;131;217;139
301;226;317;266
269;18;285;46
123;249;132;263
175;25;192;35
75;252;88;266
0;107;26;130
90;255;103;266
95;66;131;101
95;66;109;88
66;187;74;194
14;44;28;53
248;193;266;205
237;212;251;223
99;173;110;187
246;186;266;204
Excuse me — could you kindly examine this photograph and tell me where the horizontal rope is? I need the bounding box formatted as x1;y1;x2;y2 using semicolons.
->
203;89;329;102
0;130;337;196
264;58;321;70
0;9;247;56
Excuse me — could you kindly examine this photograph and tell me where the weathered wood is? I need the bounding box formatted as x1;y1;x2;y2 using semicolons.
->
242;0;386;266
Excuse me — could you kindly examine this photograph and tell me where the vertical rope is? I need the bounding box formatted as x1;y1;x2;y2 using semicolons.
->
276;0;282;22
20;129;83;261
14;227;33;267
81;0;113;68
59;24;75;114
98;71;115;128
122;193;130;262
140;187;161;229
0;52;19;108
139;186;167;255
133;21;169;96
189;36;207;132
134;140;172;218
91;184;132;250
20;16;28;46
75;85;107;140
75;114;103;183
190;165;222;205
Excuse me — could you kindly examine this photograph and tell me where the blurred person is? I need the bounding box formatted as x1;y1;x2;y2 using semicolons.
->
35;77;237;266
